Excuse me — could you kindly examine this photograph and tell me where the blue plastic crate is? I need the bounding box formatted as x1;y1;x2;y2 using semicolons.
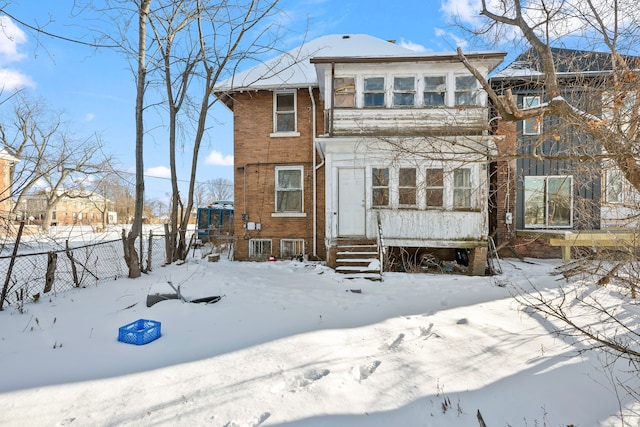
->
118;319;161;345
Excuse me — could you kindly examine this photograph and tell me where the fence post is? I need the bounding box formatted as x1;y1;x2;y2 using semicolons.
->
65;240;80;287
43;251;58;294
0;221;24;311
147;230;153;272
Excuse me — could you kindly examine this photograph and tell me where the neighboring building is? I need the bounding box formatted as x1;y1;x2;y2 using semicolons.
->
0;147;19;218
215;34;505;276
490;48;640;258
18;189;116;227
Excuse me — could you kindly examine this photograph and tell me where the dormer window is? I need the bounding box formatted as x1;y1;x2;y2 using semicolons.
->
364;77;385;107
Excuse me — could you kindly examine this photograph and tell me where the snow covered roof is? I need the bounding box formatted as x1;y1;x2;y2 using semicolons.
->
0;147;19;162
214;34;505;94
492;47;640;80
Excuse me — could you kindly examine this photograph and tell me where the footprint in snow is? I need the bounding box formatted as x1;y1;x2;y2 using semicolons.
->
223;412;270;427
352;360;381;381
271;369;330;393
379;333;405;351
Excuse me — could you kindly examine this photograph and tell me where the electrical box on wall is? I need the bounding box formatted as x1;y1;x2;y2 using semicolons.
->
247;222;256;230
505;212;513;225
242;213;249;221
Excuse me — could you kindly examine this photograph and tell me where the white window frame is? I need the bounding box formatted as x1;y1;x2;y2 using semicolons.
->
280;239;305;259
604;169;625;204
393;76;416;107
423;75;447;107
363;76;386;108
273;166;305;216
523;96;542;135
454;75;479;106
249;239;272;259
333;76;356;108
452;167;473;209
398;167;417;207
271;91;299;137
371;167;390;207
524;175;573;228
425;167;445;208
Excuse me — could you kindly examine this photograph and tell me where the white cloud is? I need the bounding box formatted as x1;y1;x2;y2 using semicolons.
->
0;68;34;90
398;38;428;53
205;150;234;166
440;0;480;26
0;16;27;61
434;27;469;50
84;113;95;122
145;166;171;178
0;16;32;90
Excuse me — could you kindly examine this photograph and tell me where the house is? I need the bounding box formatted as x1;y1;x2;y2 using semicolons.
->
489;48;640;259
0;147;19;218
18;189;116;227
215;34;505;276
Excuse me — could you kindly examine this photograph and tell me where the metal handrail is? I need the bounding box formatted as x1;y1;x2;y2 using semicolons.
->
376;212;386;279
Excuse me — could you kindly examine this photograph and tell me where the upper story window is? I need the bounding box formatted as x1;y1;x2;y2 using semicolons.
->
453;168;472;209
454;75;478;106
522;96;542;135
364;77;385;107
275;166;303;213
393;77;415;107
372;167;389;207
425;168;444;207
274;91;296;133
424;76;446;106
399;168;417;206
334;77;355;108
604;169;624;204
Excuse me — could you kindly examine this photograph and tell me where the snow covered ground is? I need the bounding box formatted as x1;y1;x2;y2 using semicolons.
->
1;248;638;426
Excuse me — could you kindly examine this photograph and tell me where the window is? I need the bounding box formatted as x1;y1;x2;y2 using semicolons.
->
275;167;303;213
334;77;355;108
425;168;444;207
281;239;305;258
424;76;446;106
274;92;296;133
604;169;624;204
393;77;415;107
453;168;472;209
524;176;572;228
372;167;389;207
454;75;478;106
249;239;272;259
364;77;385;107
523;96;541;135
399;168;417;206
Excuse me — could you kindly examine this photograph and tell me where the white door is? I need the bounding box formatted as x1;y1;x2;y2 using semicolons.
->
338;168;366;236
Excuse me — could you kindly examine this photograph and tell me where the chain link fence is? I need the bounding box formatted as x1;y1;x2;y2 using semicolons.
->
0;226;169;311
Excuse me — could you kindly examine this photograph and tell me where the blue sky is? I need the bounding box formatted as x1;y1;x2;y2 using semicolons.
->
0;0;486;202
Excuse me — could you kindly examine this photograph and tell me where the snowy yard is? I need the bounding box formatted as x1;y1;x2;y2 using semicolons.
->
1;251;638;426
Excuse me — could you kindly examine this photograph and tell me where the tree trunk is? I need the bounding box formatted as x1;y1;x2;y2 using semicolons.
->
124;0;152;279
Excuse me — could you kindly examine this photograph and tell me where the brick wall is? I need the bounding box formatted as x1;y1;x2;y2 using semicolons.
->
232;89;326;261
0;158;11;216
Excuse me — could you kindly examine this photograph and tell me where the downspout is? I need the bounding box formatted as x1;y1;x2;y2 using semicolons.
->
309;86;322;259
330;63;335;137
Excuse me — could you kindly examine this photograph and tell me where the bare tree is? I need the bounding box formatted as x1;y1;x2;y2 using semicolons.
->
0;95;112;232
449;0;640;399
147;0;280;262
457;0;640;190
205;177;233;203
